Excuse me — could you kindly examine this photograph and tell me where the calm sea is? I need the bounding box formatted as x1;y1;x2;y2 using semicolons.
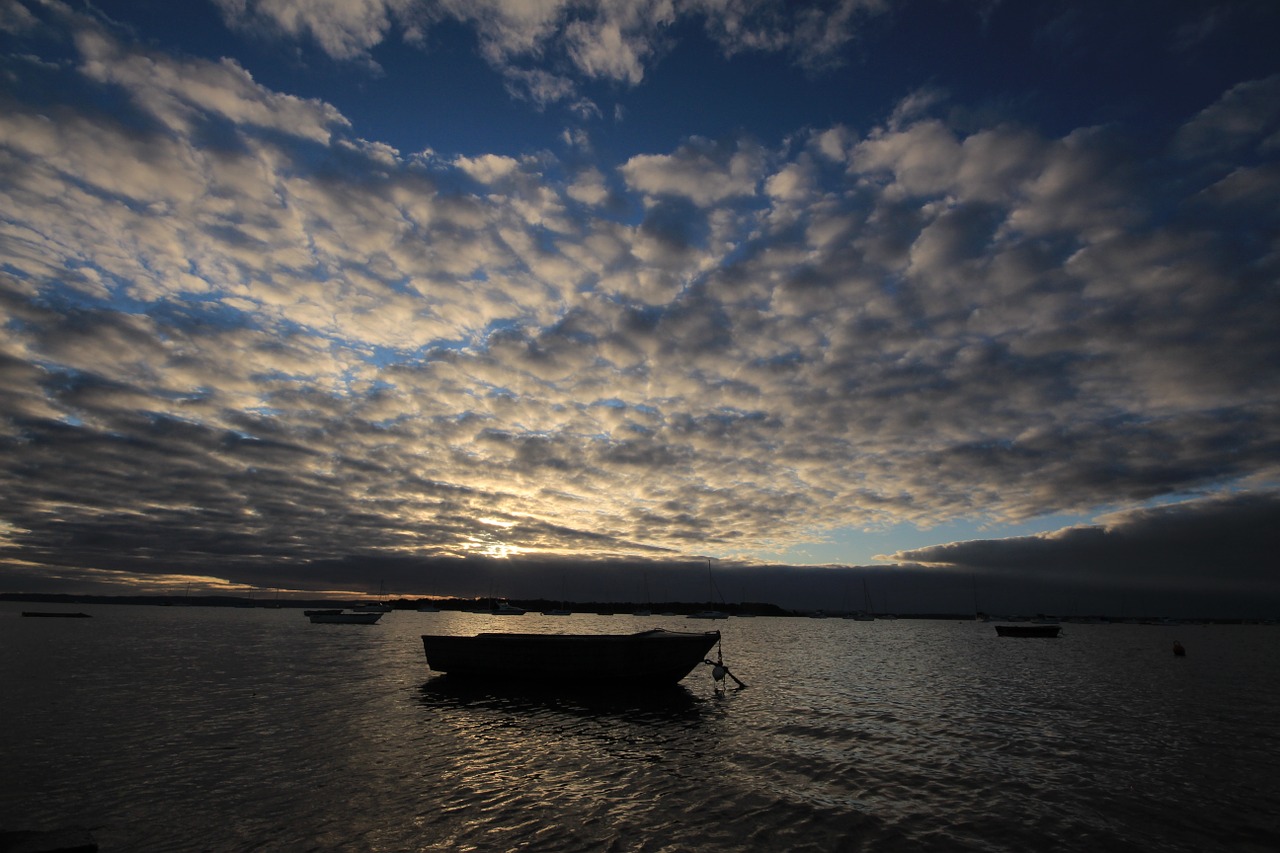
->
2;604;1278;852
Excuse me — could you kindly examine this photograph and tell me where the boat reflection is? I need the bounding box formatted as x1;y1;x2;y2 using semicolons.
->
417;676;706;723
415;676;722;773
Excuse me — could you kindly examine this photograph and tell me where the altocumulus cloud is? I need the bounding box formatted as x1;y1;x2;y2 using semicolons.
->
0;0;1278;603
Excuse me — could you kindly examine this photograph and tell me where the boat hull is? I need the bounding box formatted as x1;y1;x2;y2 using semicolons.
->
422;629;720;685
995;624;1061;638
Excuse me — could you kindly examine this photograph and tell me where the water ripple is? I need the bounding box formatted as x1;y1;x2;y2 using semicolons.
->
3;608;1280;851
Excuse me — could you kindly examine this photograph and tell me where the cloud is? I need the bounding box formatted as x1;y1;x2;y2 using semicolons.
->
0;1;39;34
693;0;886;70
566;167;609;206
501;67;580;109
764;160;814;203
453;153;522;184
620;138;764;206
562;2;677;86
211;0;421;62
211;0;893;106
888;493;1280;592
2;5;1279;605
1172;74;1280;159
74;27;349;143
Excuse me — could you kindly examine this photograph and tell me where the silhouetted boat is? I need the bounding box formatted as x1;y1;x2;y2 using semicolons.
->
995;624;1061;638
687;558;728;620
849;579;878;621
21;611;91;618
421;629;721;686
353;581;392;611
309;611;382;624
303;609;343;617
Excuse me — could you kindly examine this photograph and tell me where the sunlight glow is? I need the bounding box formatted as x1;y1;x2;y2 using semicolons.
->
463;534;524;559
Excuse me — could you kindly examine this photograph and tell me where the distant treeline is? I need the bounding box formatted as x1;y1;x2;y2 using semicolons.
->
3;593;1273;623
0;591;792;616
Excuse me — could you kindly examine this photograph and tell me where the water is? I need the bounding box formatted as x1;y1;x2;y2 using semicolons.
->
3;605;1278;852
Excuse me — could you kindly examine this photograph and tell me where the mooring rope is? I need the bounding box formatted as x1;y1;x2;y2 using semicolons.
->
704;635;747;688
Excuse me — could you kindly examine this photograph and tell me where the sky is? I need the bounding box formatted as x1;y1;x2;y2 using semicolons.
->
1;0;1279;615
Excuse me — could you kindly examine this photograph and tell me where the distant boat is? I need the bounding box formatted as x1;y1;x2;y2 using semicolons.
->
995;624;1061;638
353;580;392;611
971;575;988;621
634;572;653;615
303;609;343;617
21;611;91;618
855;579;880;621
688;557;727;620
309;611;383;624
490;600;526;615
421;629;721;686
542;608;572;616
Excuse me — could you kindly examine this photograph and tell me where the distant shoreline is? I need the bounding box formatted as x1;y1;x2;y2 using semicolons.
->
2;592;1275;624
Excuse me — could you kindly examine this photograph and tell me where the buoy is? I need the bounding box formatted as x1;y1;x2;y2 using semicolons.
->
703;639;748;689
1173;640;1186;657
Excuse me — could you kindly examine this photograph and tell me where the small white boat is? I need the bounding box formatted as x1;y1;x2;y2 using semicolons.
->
490;600;526;615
